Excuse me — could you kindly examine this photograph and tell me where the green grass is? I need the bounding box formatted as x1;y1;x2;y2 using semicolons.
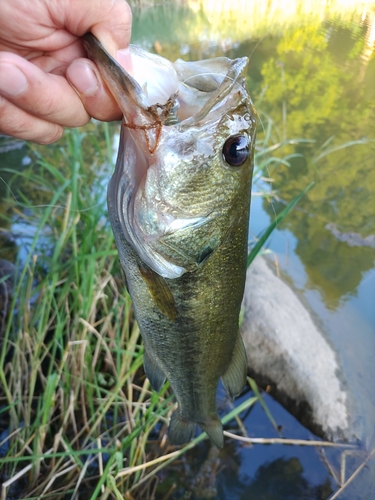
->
0;103;321;497
1;123;287;499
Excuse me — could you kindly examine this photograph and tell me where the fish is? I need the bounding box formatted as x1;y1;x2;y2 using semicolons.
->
84;33;257;448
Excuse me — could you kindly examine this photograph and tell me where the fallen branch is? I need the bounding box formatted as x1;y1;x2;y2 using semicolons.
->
223;431;357;448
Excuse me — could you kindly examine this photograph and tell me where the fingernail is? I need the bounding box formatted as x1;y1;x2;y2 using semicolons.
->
0;63;28;96
67;61;99;96
117;48;133;74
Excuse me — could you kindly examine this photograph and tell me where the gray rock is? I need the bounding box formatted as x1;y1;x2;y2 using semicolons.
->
241;255;362;443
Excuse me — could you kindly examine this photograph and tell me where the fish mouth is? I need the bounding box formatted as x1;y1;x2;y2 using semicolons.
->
84;33;251;278
84;33;248;150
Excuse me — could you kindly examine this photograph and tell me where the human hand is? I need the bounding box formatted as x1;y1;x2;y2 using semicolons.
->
0;0;132;144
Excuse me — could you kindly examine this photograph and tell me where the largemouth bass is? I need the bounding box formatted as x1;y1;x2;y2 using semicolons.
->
84;33;257;448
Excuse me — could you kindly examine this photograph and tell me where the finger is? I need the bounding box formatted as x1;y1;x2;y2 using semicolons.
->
66;57;122;121
0;95;64;144
0;52;90;127
63;0;133;56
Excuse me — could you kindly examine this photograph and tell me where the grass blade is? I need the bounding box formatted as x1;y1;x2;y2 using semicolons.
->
247;181;315;268
248;377;279;433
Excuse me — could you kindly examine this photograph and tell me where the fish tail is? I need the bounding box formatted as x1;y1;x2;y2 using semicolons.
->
168;411;224;448
200;417;224;448
168;410;196;445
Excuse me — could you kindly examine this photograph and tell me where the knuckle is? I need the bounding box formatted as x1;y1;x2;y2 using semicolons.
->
31;91;59;119
32;89;89;127
0;95;64;144
0;96;30;136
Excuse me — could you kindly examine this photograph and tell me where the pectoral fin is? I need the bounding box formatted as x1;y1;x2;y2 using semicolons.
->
143;348;166;392
138;264;178;321
157;215;223;271
222;333;247;399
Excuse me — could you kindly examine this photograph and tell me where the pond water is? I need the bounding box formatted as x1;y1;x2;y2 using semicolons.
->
1;0;374;498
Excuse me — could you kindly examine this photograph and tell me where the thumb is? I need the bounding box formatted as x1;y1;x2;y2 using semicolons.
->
64;0;133;121
64;0;132;56
89;1;132;59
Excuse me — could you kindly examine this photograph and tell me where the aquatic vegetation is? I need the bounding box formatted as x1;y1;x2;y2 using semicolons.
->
0;109;317;498
0;126;262;497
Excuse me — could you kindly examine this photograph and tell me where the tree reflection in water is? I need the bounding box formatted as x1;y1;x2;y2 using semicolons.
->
220;457;333;500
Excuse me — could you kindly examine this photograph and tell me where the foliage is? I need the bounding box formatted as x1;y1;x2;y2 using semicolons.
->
254;17;375;308
0;127;261;499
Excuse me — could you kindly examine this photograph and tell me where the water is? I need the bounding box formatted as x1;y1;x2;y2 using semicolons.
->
1;0;374;498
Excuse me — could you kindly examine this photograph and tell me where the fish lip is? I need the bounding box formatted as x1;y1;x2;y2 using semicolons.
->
84;32;249;138
84;33;175;154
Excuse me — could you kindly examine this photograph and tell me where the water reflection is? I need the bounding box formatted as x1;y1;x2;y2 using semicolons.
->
255;15;375;307
219;458;333;500
155;446;334;500
131;1;375;307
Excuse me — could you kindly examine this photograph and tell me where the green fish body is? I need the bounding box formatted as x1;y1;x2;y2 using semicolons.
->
84;34;257;448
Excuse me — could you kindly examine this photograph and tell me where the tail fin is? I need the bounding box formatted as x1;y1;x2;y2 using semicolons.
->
200;417;224;448
168;410;196;445
168;410;224;448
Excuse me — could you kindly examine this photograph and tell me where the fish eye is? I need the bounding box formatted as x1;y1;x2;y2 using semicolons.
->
222;135;249;167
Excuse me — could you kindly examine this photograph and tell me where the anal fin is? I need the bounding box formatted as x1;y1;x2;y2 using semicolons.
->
144;348;166;392
222;333;247;399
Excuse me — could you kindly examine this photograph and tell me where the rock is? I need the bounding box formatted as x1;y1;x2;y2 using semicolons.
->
241;255;362;443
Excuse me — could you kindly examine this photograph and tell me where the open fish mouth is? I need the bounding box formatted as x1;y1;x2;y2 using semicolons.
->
84;34;254;279
84;34;249;148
